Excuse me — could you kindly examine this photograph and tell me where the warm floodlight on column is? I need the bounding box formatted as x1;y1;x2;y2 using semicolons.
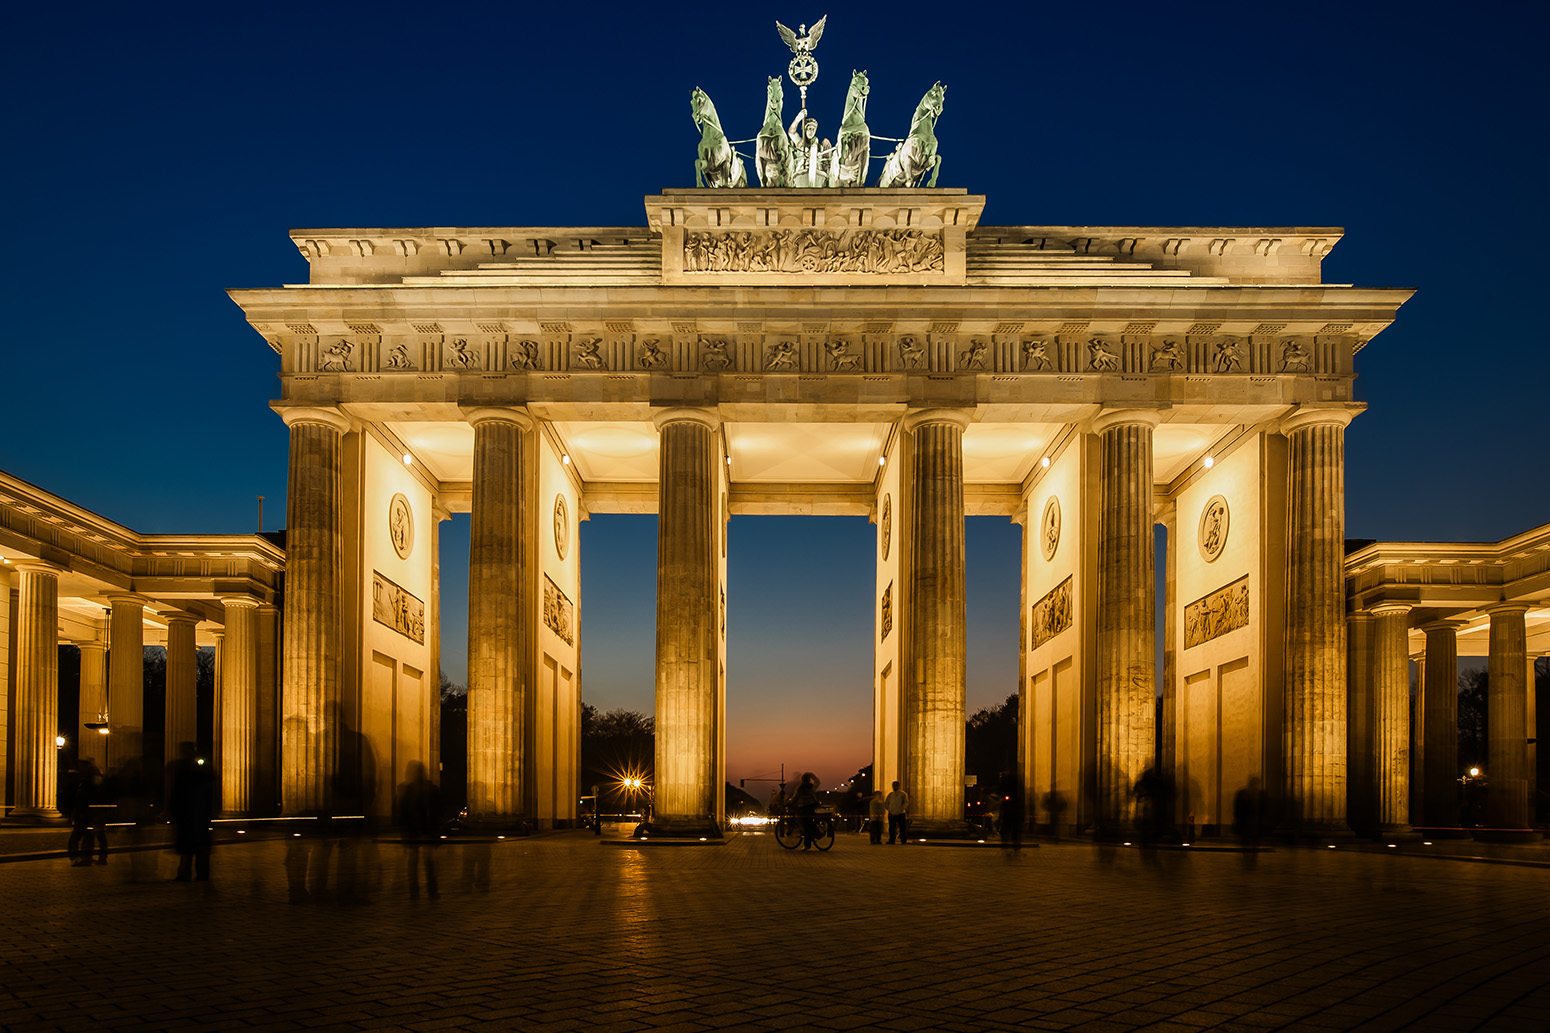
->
648;406;724;838
13;562;62;819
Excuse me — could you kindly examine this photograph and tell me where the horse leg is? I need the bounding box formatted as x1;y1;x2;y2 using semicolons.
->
927;153;941;189
696;155;707;189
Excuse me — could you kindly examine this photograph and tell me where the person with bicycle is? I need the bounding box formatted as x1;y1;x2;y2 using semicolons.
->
791;772;821;851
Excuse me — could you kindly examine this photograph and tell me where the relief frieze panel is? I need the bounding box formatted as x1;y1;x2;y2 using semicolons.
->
1031;575;1073;649
1184;575;1249;649
683;229;944;275
372;571;425;644
880;581;893;642
543;574;575;646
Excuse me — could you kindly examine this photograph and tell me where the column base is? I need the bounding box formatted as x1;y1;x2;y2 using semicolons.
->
6;807;66;825
636;817;723;840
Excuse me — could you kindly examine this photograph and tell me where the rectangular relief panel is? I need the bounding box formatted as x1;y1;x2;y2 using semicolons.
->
372;571;425;644
1031;576;1073;649
543;575;575;646
1184;575;1248;650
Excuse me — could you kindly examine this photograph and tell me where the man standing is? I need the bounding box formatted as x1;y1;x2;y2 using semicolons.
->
884;780;910;844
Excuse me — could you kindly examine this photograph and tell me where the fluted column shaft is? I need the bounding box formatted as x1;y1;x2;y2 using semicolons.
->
1421;621;1461;827
1158;504;1178;787
1486;605;1530;829
1094;410;1157;825
466;408;531;821
107;595;145;776
221;598;259;816
654;409;722;823
78;640;108;771
904;410;969;826
164;614;199;755
14;565;61;817
279;408;348;814
1282;409;1351;829
1371;605;1412;830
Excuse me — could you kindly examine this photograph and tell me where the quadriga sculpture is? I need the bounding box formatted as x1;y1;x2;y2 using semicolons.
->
832;69;871;188
755;76;795;188
690;87;747;189
877;81;945;189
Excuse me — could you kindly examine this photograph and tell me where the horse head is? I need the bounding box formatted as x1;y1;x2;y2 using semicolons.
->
921;82;946;121
690;87;715;131
843;70;869;123
765;76;785;117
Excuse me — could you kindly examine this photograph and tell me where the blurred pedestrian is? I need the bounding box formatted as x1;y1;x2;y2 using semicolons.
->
66;758;108;866
885;781;909;844
167;741;215;881
1232;777;1265;867
398;761;442;900
997;769;1023;850
791;772;820;850
867;790;885;844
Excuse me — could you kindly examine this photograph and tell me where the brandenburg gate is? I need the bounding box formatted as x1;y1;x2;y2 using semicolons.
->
231;185;1411;835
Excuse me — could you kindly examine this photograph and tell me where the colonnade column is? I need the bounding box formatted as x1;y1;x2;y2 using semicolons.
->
78;637;108;771
220;597;259;816
1420;620;1462;828
106;594;146;776
900;409;969;828
652;408;723;831
279;406;351;814
1157;502;1178;791
1485;604;1531;830
1347;611;1376;833
1370;604;1413;831
465;407;532;823
1092;408;1158;827
13;563;61;818
1281;408;1353;830
164;612;199;755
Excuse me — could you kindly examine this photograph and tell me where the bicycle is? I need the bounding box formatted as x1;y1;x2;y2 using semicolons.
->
774;810;836;851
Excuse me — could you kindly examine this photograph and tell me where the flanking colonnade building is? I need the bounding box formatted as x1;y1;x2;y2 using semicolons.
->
229;187;1433;835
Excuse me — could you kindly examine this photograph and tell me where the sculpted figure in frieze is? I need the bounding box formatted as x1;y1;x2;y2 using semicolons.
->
898;335;927;369
825;338;862;371
509;339;542;370
690;87;748;189
1280;338;1311;372
1086;339;1119;372
319;340;353;372
958;339;989;370
1213;337;1244;373
384;343;415;370
700;336;732;371
1021;338;1052;371
446;338;480;370
755;76;796;187
638;338;669;370
765;340;799;371
1150;338;1184;372
877;81;945;189
682;228;942;275
574;337;606;370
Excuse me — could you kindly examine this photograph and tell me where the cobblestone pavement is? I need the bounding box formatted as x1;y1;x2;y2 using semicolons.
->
1;829;1546;1033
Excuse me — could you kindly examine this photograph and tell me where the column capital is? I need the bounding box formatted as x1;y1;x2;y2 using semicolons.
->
1420;618;1466;635
105;592;149;609
652;406;721;432
13;560;63;577
1091;407;1162;435
901;407;971;433
220;595;262;613
277;405;353;434
464;405;534;430
162;610;202;626
1483;602;1532;618
1279;406;1357;435
1368;602;1414;618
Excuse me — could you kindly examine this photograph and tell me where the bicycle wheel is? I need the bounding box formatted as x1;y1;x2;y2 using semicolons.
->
813;818;836;852
774;817;803;850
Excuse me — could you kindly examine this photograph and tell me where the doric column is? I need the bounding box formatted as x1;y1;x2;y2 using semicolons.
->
1370;604;1413;831
466;407;532;822
1281;408;1353;830
106;594;146;776
279;406;350;814
1347;610;1376;833
652;407;723;829
1157;502;1178;789
1485;604;1531;830
220;597;260;816
1092;408;1159;827
1410;648;1426;823
900;409;969;828
1420;620;1463;828
78;635;109;771
254;603;279;815
164;612;199;755
13;563;61;818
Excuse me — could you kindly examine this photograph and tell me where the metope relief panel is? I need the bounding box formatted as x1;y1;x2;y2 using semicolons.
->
880;582;893;642
682;229;943;275
1031;576;1073;649
544;575;575;646
372;571;425;645
1184;575;1249;650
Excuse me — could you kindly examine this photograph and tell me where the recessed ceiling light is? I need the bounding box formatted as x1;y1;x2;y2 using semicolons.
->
1203;456;1214;469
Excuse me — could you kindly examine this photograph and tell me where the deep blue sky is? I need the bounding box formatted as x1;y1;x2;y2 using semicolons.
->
4;2;1544;785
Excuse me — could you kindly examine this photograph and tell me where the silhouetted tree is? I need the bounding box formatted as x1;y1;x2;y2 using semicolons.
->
438;669;467;811
1458;669;1488;772
580;704;654;812
965;692;1019;792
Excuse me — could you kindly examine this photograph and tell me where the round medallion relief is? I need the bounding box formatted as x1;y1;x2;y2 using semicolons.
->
1198;494;1229;563
553;494;569;561
881;494;892;560
388;494;413;559
1041;496;1061;561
